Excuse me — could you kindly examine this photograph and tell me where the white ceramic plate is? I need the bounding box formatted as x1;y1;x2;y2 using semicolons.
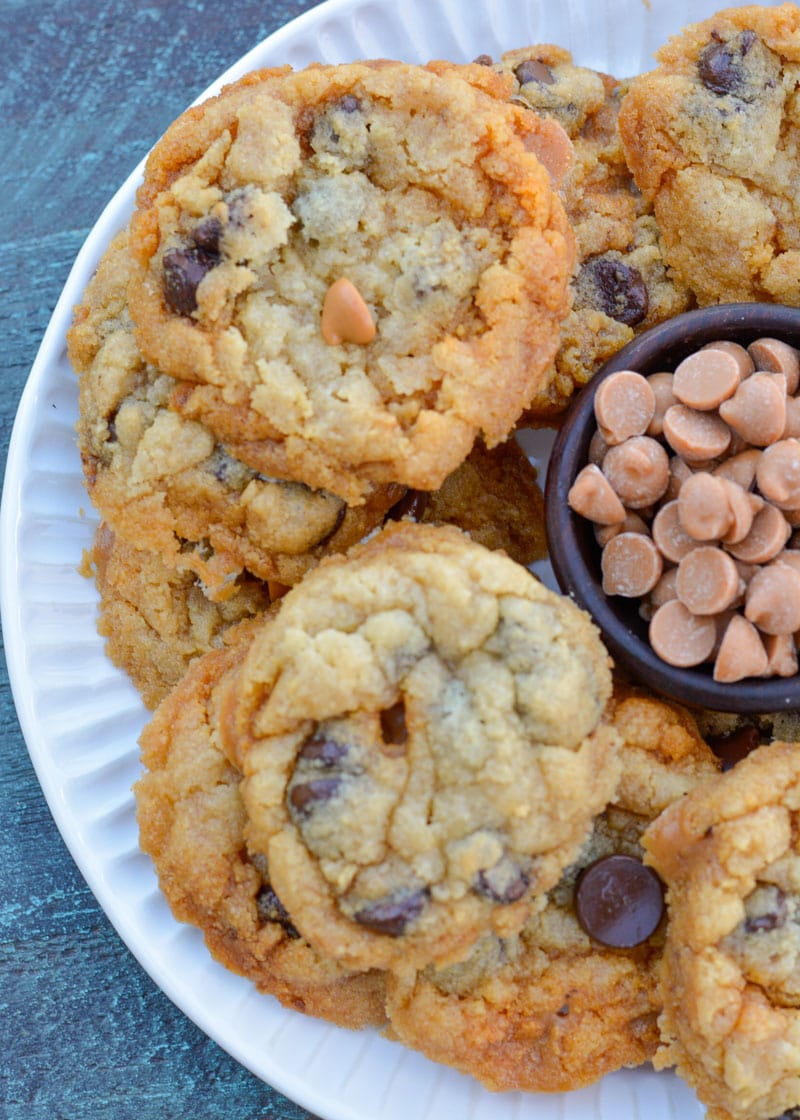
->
3;0;786;1116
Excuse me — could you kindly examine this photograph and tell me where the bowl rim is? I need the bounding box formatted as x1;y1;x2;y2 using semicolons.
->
545;302;800;713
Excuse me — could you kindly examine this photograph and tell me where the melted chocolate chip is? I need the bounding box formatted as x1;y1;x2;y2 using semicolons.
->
475;857;530;904
744;886;788;934
708;724;761;771
191;216;223;254
386;489;429;523
575;854;664;948
298;734;349;766
581;257;649;327
163;246;220;315
698;29;758;97
288;776;341;815
256;884;300;938
380;700;408;746
515;59;556;86
473;54;494;66
772;1109;800;1119
339;94;360;113
353;888;428;936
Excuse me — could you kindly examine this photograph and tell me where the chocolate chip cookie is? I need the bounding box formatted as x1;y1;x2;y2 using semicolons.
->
127;61;574;503
384;686;720;1092
644;739;800;1120
135;629;387;1028
488;45;691;419
619;3;800;305
219;521;619;975
69;229;404;601
89;522;272;710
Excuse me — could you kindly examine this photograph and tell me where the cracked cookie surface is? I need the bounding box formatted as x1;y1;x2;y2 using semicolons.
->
384;686;719;1092
644;740;800;1120
220;521;619;974
127;61;574;502
619;3;800;305
135;628;387;1029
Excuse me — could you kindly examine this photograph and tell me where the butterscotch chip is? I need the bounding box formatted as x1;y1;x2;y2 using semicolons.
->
744;562;800;635
676;546;741;616
601;435;670;509
646;372;677;437
755;438;800;509
649;566;679;609
229;523;619;975
705;340;755;381
128;61;574;503
749;337;800;394
672;347;742;411
568;463;626;525
713;614;768;683
662;404;732;462
665;454;694;500
601;532;663;597
320;277;376;345
718;372;787;447
594;370;656;445
652;500;702;564
649;599;717;667
765;632;799;677
712;447;761;489
676;472;733;541
726;502;792;565
594;510;649;548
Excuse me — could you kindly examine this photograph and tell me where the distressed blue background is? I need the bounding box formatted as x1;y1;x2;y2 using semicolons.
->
0;2;325;1116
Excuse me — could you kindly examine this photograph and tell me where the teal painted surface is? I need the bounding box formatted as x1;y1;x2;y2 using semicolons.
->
0;2;324;1116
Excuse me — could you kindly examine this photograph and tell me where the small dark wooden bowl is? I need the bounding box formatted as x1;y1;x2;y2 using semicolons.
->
545;303;800;713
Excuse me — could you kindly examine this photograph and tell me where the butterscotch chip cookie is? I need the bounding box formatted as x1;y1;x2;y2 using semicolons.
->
127;61;574;503
89;522;272;710
384;686;720;1092
135;629;387;1029
219;521;619;975
619;4;800;305
490;45;691;419
644;740;800;1120
69;229;404;600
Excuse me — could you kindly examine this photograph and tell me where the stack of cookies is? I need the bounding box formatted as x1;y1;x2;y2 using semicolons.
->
68;8;800;1119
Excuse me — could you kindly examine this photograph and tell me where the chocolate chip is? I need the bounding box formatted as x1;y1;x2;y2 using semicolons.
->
256;884;300;938
298;733;349;766
515;59;556;86
473;54;494;66
708;724;761;771
698;29;759;97
386;489;429;523
744;885;788;934
581;257;649;327
288;776;341;815
772;1109;800;1119
574;854;664;948
162;246;220;315
191;216;223;254
339;94;360;113
475;856;530;904
380;700;407;746
353;888;428;936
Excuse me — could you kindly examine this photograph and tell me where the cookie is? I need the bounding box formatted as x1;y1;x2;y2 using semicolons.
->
127;61;574;503
643;740;800;1120
135;628;387;1029
88;522;272;710
384;686;720;1092
216;521;619;975
619;3;800;305
69;229;405;601
488;45;691;419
